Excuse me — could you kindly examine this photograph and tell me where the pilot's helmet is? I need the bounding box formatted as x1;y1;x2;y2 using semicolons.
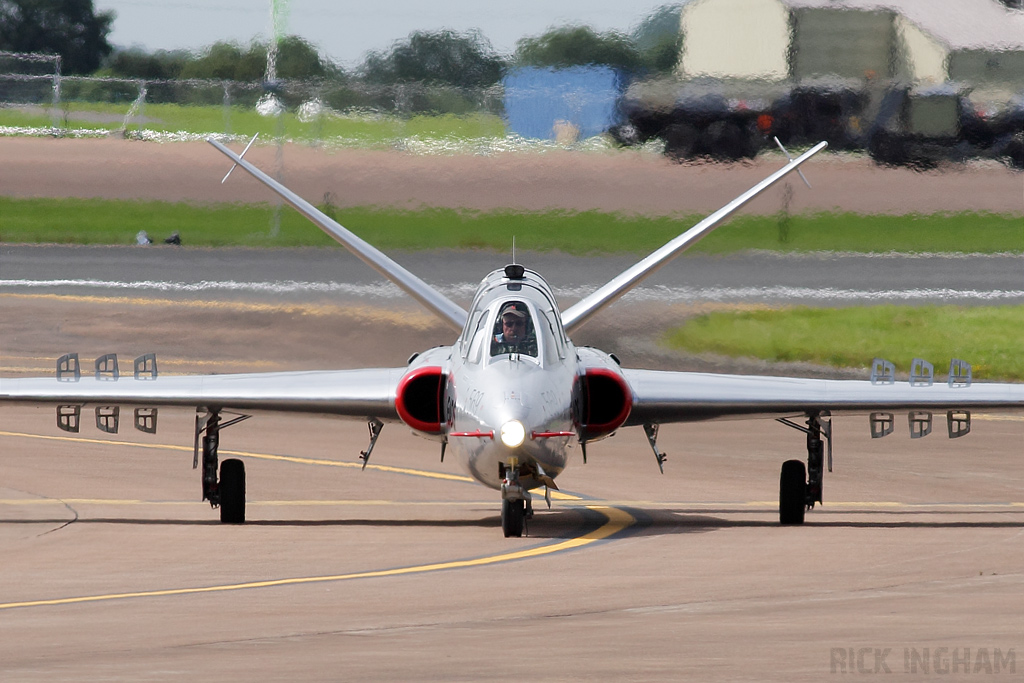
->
500;303;527;320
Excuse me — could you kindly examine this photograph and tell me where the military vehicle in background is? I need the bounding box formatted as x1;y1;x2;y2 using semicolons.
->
613;75;1022;169
613;0;1023;168
866;83;989;168
612;77;773;161
988;93;1024;169
612;77;779;161
611;75;879;162
768;78;872;152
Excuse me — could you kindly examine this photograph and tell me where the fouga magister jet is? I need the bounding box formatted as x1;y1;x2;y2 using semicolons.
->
3;138;1023;537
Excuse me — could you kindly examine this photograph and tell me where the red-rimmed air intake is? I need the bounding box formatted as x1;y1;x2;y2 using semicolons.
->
395;366;445;434
575;367;632;440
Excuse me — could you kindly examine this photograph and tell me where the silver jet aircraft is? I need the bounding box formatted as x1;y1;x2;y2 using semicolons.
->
3;139;1023;537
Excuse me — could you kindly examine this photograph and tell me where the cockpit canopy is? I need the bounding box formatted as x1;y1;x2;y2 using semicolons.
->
490;301;538;358
459;266;569;367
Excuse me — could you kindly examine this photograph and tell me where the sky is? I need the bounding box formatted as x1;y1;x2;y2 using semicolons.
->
94;1;678;68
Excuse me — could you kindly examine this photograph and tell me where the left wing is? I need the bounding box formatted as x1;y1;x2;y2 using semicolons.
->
0;368;403;419
623;368;1024;425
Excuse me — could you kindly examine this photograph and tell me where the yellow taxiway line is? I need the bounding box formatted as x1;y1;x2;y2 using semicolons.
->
0;429;615;610
0;430;475;484
0;506;633;611
0;430;583;499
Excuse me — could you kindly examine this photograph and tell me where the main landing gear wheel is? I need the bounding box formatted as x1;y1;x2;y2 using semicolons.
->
219;458;246;524
502;498;525;538
779;459;806;525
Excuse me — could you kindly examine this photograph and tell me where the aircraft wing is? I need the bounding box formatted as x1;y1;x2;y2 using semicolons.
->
623;369;1024;425
562;141;828;334
207;138;468;333
0;368;403;419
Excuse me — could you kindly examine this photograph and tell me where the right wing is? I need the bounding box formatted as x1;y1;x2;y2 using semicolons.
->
561;141;828;334
623;368;1024;425
0;368;403;419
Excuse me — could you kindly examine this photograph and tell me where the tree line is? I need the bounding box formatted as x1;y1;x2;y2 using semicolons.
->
0;0;683;85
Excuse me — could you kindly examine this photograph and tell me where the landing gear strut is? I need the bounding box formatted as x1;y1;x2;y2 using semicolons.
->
776;411;831;525
194;409;250;524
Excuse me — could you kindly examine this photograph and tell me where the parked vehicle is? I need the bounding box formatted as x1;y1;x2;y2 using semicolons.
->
616;76;1020;170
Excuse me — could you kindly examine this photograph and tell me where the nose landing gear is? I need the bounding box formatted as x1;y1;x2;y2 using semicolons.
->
499;457;527;537
501;498;525;538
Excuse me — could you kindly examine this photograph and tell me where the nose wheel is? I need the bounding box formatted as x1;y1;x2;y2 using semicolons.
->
501;498;525;537
499;458;527;537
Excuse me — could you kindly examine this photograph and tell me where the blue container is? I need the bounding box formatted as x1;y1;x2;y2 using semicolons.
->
503;66;627;140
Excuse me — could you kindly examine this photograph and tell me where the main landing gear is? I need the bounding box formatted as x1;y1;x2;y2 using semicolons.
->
776;411;831;525
195;409;251;524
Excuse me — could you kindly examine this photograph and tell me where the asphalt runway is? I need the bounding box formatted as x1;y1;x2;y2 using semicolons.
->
4;244;1024;305
2;250;1024;680
3;244;1023;380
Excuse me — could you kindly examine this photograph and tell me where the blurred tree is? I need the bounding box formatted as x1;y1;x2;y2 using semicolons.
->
273;35;338;79
179;36;336;81
104;47;187;79
0;0;114;74
632;4;683;74
179;42;264;81
361;29;504;88
514;25;640;70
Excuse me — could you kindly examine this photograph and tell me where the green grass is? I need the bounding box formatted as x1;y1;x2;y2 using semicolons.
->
0;103;506;143
0;198;1020;254
697;211;1022;254
664;305;1024;380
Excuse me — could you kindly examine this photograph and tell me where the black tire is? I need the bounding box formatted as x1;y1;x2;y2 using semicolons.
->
995;133;1024;170
219;458;246;524
779;459;806;525
706;120;756;161
663;123;698;162
868;130;909;167
501;498;524;538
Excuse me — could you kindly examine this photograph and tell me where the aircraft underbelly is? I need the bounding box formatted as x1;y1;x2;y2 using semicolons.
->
458;440;571;491
449;362;574;490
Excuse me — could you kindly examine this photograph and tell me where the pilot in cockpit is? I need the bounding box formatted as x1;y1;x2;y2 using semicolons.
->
491;302;538;357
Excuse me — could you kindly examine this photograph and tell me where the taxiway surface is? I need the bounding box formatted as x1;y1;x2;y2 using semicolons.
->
2;254;1023;681
2;138;1022;679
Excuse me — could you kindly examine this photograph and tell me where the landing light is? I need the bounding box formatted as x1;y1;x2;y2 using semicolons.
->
500;420;526;448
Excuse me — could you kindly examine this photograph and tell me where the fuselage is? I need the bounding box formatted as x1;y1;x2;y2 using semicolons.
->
399;265;631;492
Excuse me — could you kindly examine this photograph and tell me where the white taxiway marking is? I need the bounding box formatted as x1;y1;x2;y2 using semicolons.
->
5;279;1024;304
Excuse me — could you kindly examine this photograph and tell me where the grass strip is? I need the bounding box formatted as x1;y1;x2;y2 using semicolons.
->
0;104;506;143
1;198;1020;254
663;305;1024;380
